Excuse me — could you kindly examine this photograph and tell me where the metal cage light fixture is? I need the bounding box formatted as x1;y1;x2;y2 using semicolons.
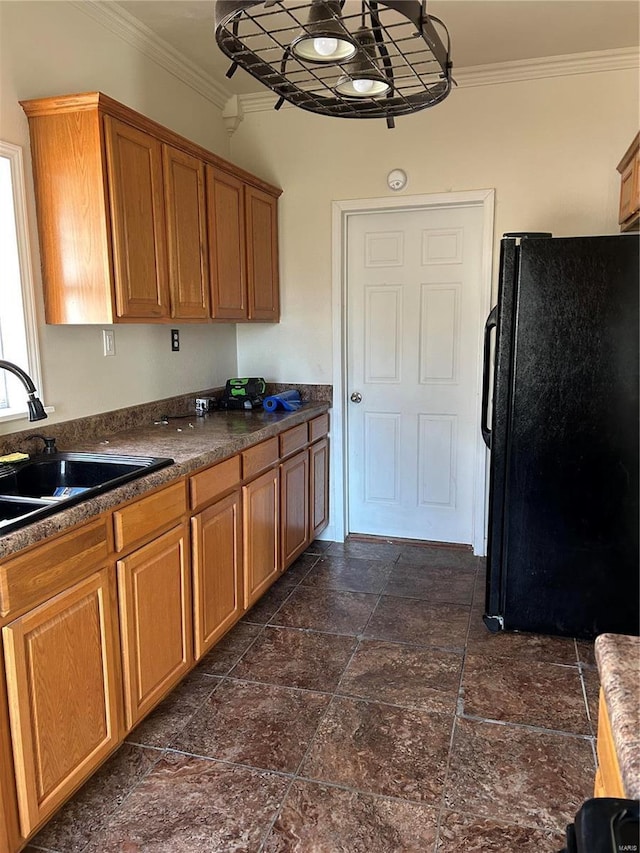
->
214;1;453;128
290;0;358;63
334;26;391;97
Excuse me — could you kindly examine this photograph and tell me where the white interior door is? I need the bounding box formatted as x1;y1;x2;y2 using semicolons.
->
346;203;485;544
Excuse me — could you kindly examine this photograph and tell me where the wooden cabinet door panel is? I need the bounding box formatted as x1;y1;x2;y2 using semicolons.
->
280;451;310;570
104;116;170;319
117;526;192;729
25;107;114;324
206;166;247;320
164;146;209;319
245;185;279;322
2;568;121;836
192;491;243;659
310;438;330;539
0;639;22;853
243;468;279;609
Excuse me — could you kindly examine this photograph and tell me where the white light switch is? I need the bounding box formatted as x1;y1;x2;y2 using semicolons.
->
102;329;116;356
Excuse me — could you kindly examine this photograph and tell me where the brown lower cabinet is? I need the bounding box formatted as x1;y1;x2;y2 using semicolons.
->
2;568;122;838
280;450;310;569
117;524;192;729
0;411;329;852
243;467;280;609
310;437;330;540
191;490;243;660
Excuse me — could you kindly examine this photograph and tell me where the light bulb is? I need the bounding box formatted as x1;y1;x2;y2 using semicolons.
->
312;36;338;57
352;78;374;94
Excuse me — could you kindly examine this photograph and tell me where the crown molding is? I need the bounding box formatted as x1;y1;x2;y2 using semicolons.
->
238;45;640;114
456;45;640;88
70;0;231;109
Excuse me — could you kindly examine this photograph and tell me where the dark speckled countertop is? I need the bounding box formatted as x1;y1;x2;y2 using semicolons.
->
0;403;329;560
594;633;640;798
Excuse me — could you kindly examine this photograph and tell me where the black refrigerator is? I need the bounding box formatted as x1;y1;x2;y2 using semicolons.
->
481;232;639;640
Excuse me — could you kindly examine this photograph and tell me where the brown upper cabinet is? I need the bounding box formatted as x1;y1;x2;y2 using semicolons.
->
617;132;640;232
246;185;280;322
206;166;248;320
20;92;282;324
163;145;210;320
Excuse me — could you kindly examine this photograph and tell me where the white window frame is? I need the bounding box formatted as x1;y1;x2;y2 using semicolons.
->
0;140;46;423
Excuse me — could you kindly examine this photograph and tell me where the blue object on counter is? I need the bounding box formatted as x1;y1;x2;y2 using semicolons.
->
263;390;302;411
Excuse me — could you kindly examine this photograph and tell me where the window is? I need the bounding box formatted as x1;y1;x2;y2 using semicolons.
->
0;140;43;422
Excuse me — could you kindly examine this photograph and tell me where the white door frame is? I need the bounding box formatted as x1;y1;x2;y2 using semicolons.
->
329;189;495;555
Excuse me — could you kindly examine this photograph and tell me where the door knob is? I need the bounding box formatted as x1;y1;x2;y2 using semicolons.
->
350;392;362;403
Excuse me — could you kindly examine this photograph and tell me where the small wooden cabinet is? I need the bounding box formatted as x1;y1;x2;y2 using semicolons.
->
104;116;170;320
117;525;192;729
20;91;281;325
280;450;310;570
113;482;191;730
617;132;640;232
246;185;280;322
2;569;122;837
243;466;280;608
192;491;243;660
310;436;330;539
206;166;248;320
163;145;209;320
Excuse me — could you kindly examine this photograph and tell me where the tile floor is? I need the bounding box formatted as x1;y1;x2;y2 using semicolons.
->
28;539;600;852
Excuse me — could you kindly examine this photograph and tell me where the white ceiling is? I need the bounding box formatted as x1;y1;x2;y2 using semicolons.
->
113;0;640;97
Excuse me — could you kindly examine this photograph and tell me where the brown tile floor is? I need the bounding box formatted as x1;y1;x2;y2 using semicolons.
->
28;540;598;852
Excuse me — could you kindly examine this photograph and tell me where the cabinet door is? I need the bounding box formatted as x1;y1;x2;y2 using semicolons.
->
310;438;330;539
2;568;121;837
163;146;210;319
280;450;310;570
243;467;279;608
104;116;170;320
245;185;280;322
192;491;243;659
206;166;248;320
0;641;21;853
117;525;192;729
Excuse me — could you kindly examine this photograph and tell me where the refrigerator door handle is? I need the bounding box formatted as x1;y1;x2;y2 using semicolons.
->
481;306;498;449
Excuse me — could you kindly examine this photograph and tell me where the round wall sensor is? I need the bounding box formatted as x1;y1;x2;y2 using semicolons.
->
387;169;407;191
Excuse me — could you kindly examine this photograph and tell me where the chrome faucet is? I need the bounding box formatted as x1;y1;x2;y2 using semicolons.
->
0;359;47;421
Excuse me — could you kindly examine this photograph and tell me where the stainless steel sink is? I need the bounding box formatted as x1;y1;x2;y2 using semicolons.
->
0;452;174;533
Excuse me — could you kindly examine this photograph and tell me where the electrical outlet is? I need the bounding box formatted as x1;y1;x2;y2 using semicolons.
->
171;329;180;352
102;329;115;357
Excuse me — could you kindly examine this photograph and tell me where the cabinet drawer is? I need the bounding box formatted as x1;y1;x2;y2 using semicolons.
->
0;517;110;619
279;423;308;458
113;481;186;553
190;455;241;512
309;413;329;443
242;437;279;479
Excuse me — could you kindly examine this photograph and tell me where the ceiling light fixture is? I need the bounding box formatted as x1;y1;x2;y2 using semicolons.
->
214;1;453;129
290;0;357;64
334;26;390;98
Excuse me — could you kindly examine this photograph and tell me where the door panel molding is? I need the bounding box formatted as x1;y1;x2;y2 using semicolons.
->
331;190;495;554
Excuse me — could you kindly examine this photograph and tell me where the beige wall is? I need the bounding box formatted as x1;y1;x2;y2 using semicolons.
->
0;0;237;434
231;67;639;384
